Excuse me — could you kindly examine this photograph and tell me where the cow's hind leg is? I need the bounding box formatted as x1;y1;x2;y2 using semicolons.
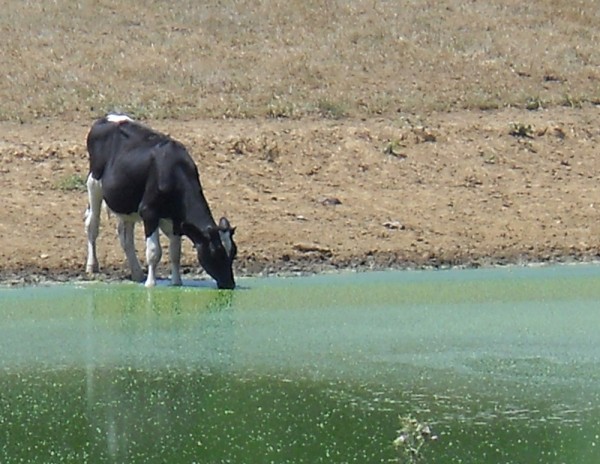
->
117;217;144;282
159;220;182;286
85;174;102;274
144;229;162;288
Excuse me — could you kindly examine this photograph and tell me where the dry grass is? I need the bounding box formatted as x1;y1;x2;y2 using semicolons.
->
1;0;600;121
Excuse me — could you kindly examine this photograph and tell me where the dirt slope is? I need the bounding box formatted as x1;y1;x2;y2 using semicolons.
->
1;107;599;284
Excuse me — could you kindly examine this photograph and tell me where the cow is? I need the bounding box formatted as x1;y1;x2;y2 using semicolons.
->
84;114;237;289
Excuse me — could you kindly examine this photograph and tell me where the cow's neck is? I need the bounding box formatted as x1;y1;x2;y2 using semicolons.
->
182;187;217;233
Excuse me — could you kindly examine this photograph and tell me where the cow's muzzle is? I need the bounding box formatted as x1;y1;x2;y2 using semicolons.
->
217;279;236;290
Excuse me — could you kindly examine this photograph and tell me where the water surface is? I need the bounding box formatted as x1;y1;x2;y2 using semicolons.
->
1;264;600;463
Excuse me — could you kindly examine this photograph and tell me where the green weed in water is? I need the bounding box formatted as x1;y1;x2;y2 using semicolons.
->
393;416;437;463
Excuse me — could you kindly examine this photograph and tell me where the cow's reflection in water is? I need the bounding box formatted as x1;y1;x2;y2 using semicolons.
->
83;287;235;461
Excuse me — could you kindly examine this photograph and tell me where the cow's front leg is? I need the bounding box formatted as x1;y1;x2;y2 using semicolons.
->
117;217;144;282
85;174;102;274
159;220;182;286
144;229;162;288
168;235;183;286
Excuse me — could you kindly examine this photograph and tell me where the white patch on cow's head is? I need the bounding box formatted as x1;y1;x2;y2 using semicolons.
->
106;114;133;124
219;229;234;257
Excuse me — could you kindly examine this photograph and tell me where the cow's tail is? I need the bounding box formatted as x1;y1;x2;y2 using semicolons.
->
102;200;112;220
83;200;111;220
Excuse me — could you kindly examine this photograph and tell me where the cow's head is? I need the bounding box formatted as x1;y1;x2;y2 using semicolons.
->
195;217;237;289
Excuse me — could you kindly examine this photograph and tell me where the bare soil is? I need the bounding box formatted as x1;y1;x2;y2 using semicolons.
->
1;107;599;285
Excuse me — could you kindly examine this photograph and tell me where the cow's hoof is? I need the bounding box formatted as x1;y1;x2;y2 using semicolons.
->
131;271;145;282
86;263;99;274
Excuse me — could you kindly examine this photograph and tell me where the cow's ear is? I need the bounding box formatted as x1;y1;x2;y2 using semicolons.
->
218;217;231;230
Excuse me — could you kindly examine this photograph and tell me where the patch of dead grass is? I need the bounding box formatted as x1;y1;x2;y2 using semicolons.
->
1;0;599;121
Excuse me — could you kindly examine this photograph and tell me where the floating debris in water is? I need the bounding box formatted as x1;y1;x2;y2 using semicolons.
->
393;416;438;463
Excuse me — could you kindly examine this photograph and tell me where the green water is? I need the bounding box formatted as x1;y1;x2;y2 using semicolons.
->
1;264;600;463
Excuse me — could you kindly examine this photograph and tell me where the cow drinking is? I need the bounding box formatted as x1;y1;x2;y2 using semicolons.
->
84;114;237;289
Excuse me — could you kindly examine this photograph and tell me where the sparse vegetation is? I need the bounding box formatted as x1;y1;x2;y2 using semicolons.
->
1;1;600;121
561;93;583;109
316;99;348;120
526;97;543;111
384;139;407;158
266;98;300;119
55;174;87;192
509;122;534;138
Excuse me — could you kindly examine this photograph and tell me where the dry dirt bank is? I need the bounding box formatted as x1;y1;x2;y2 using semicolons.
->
1;108;599;285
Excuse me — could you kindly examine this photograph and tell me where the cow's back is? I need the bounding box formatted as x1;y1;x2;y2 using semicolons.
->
87;116;167;180
86;116;199;216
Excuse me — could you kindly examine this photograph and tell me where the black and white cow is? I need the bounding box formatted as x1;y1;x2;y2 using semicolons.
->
85;114;236;289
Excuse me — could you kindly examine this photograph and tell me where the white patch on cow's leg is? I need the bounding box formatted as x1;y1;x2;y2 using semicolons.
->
117;217;144;282
159;220;182;286
85;174;102;274
144;230;161;288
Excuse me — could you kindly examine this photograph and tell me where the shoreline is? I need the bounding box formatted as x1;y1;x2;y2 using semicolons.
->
2;251;598;287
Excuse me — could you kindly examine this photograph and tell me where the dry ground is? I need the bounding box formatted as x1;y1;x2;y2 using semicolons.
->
1;107;600;284
0;1;599;283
